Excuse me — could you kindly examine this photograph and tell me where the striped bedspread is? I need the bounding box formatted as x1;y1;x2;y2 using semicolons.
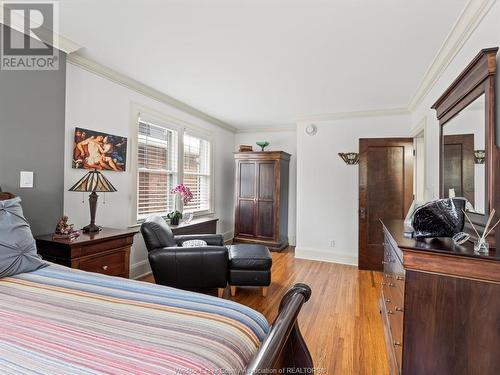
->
0;264;269;374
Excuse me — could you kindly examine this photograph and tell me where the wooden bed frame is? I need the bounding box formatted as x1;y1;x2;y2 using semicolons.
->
247;283;314;373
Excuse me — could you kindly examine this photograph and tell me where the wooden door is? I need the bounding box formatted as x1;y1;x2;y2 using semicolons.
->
236;161;257;237
256;161;277;239
359;138;414;271
443;134;475;206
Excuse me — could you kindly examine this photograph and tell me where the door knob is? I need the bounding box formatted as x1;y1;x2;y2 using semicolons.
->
360;207;366;219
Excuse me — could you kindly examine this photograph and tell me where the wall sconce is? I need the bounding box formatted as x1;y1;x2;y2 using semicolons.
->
338;152;359;165
474;150;485;164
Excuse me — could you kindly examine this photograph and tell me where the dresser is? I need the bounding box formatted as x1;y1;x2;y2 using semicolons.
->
35;228;138;278
234;151;290;251
380;220;500;375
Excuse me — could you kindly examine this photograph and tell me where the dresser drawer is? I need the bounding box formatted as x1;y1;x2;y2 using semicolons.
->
78;249;127;276
382;229;406;374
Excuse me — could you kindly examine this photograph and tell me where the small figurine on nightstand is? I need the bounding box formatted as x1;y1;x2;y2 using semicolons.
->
53;215;80;240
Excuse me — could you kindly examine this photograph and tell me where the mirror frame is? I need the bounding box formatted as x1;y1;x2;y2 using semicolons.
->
432;47;499;248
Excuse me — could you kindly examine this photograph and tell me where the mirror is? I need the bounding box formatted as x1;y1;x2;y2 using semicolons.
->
441;94;486;214
434;48;498;248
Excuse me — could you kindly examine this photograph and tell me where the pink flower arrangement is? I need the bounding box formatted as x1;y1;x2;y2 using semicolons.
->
171;184;193;205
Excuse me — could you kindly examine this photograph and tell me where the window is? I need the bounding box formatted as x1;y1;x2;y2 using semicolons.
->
137;120;178;221
183;132;212;214
134;116;213;223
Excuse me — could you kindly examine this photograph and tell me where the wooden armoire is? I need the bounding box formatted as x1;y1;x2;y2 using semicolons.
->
233;151;290;251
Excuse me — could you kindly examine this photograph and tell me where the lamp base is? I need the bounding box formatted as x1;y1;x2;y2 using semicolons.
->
82;223;101;233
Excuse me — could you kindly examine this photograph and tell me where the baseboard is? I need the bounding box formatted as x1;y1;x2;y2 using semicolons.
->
288;235;296;246
294;246;358;266
130;259;151;279
133;271;152;280
223;230;234;241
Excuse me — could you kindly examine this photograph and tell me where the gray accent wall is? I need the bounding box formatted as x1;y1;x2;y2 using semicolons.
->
0;28;66;235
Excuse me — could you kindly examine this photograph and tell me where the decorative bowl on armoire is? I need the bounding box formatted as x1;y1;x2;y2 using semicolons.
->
256;141;269;151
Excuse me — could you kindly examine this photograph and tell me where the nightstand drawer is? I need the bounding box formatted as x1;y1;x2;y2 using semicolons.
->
80;237;132;257
79;250;127;276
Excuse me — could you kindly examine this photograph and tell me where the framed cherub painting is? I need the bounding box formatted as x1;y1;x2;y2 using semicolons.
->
72;127;127;171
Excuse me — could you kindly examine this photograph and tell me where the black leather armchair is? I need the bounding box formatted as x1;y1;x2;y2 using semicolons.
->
140;216;228;296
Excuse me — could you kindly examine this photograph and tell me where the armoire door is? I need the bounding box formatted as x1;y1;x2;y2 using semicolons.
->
236;161;257;237
256;161;277;239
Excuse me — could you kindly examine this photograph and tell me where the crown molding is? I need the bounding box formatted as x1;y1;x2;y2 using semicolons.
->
67;53;237;133
236;126;296;133
296;107;410;123
407;0;496;111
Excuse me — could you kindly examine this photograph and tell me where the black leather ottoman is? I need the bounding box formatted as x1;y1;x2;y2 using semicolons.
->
228;244;272;297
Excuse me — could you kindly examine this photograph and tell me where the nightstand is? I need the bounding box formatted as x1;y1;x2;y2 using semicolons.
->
35;228;138;278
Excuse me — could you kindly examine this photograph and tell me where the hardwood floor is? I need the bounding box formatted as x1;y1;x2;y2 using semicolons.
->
140;247;388;375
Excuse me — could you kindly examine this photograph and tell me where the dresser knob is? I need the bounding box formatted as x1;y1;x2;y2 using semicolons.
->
381;282;387;286
388;283;396;288
387;310;394;315
385;274;392;278
395;306;404;312
385;298;391;303
102;265;109;271
393;341;402;347
396;275;405;281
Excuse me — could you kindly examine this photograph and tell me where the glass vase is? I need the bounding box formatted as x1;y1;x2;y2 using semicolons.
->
474;238;489;254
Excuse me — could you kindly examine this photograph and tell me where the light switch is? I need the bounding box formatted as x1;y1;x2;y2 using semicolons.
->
20;171;34;188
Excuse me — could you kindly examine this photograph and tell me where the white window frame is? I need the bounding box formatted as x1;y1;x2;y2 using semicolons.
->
182;129;215;217
129;103;215;226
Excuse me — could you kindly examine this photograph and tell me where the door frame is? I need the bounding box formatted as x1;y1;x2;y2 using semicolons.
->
412;117;426;202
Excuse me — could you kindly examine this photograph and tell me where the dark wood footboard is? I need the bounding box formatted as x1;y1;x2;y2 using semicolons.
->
246;283;313;374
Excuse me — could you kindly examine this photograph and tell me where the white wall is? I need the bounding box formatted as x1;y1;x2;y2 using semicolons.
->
295;114;412;265
64;63;235;278
234;130;297;245
410;1;500;199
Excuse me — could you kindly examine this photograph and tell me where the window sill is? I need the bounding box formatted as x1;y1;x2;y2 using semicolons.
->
129;211;216;229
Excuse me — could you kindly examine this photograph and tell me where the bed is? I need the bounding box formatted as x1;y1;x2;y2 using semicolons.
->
0;263;312;374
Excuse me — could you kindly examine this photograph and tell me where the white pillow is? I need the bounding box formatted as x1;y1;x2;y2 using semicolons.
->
182;239;208;247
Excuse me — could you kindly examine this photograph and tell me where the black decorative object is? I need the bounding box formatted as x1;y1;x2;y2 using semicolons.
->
411;198;466;238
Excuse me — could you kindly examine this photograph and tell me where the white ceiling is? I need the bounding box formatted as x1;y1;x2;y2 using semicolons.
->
59;0;467;129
